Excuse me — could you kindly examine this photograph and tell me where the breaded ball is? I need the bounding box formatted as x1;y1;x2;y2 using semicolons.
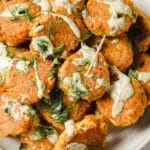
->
0;0;40;46
83;0;137;36
1;49;55;104
133;53;150;105
96;79;147;127
20;124;58;150
102;34;133;71
0;92;38;137
58;43;110;102
49;0;85;15
63;94;91;121
30;12;86;58
54;115;108;150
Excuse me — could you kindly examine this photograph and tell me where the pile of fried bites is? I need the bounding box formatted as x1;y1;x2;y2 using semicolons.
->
0;0;150;149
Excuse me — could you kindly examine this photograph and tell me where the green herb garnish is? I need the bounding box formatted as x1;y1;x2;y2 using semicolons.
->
48;26;53;37
53;44;64;54
52;109;69;123
128;69;138;79
7;50;15;58
81;29;92;42
37;39;49;52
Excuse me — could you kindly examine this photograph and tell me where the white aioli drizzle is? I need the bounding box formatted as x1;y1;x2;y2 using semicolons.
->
33;59;45;98
109;66;134;117
55;0;82;14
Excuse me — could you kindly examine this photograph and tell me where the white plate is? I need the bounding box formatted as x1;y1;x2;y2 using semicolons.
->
0;0;150;150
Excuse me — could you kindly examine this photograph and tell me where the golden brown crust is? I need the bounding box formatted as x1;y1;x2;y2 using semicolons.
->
134;53;150;106
0;93;38;137
96;79;147;127
54;115;108;150
83;0;136;36
21;134;54;150
0;0;40;46
1;50;55;104
30;13;86;57
102;35;133;71
58;50;110;102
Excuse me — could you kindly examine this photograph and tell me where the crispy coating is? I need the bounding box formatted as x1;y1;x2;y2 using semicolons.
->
49;0;85;15
0;93;38;137
62;94;91;121
0;0;40;46
21;138;54;150
58;48;110;102
102;35;133;71
133;53;150;105
30;12;86;58
54;115;108;150
96;79;147;127
1;49;55;104
83;0;136;36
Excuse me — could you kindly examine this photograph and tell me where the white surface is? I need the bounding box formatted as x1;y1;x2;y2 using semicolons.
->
107;108;150;150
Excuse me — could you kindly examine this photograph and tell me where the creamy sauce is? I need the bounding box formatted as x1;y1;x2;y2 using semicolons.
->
137;71;150;83
104;0;136;36
66;142;88;150
0;56;13;74
0;43;13;84
16;60;29;73
47;129;58;144
70;45;96;72
79;43;98;67
51;13;80;38
64;72;88;101
109;66;134;117
95;78;105;89
55;0;82;14
72;58;89;66
33;0;51;15
0;3;29;17
34;24;45;33
29;130;43;141
111;38;119;44
2;95;34;120
64;119;74;136
33;59;45;98
0;43;7;57
31;36;54;59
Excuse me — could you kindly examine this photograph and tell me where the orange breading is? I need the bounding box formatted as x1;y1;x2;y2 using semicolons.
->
0;0;40;46
54;115;108;150
96;79;147;127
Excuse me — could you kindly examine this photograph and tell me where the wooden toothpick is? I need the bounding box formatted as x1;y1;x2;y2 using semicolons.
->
85;35;106;76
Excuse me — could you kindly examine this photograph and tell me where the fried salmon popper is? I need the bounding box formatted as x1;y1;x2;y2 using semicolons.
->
129;53;150;106
82;0;137;37
0;92;38;137
96;66;147;127
54;115;108;150
20;123;59;150
0;43;55;104
0;0;40;46
58;38;110;102
30;10;86;59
